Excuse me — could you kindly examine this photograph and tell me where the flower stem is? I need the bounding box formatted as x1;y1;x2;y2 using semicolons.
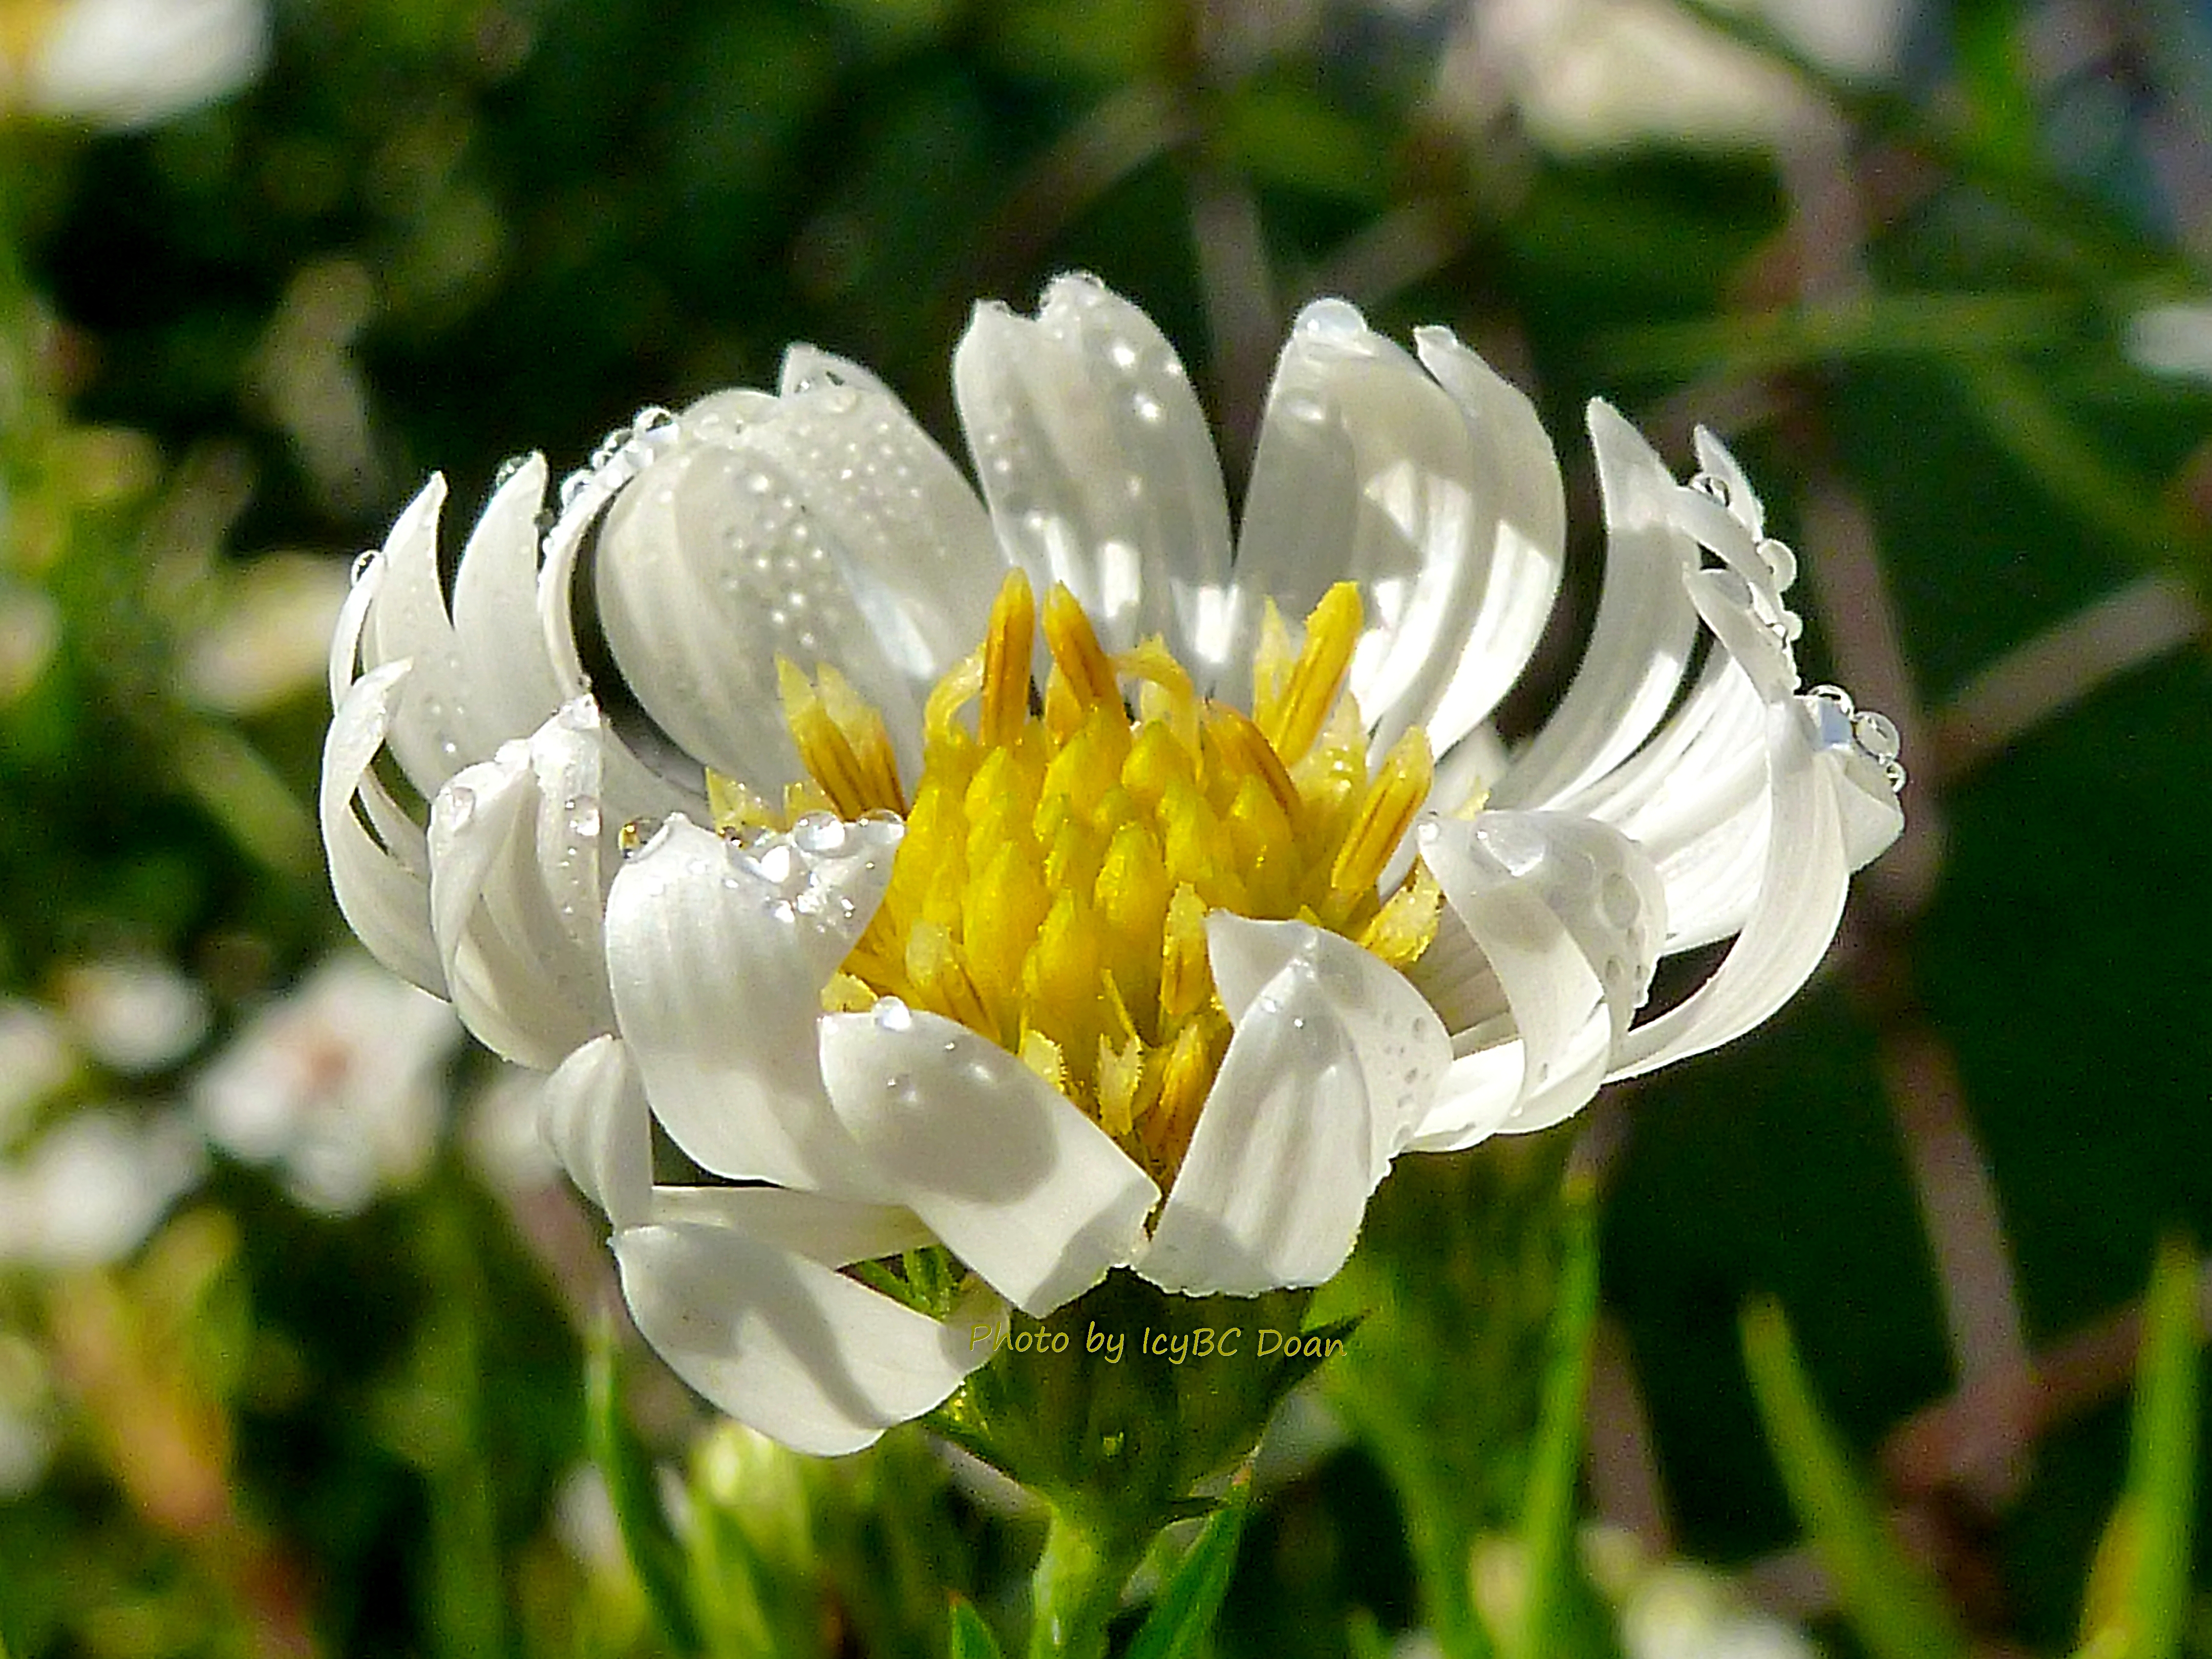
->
1026;1501;1150;1659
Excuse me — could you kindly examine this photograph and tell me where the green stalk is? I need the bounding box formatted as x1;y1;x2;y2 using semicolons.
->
1027;1501;1153;1659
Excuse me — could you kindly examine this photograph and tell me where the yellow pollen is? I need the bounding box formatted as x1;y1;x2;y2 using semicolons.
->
747;568;1437;1188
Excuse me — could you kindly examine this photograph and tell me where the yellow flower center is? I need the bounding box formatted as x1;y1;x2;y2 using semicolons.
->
710;573;1443;1186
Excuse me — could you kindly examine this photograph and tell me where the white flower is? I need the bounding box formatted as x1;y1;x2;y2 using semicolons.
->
0;1105;203;1266
322;275;1902;1453
192;951;460;1215
3;0;267;131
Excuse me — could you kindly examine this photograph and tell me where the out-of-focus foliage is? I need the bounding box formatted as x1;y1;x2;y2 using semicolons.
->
0;0;2208;1655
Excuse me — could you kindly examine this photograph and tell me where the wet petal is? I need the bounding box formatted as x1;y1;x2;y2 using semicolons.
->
427;700;613;1070
1609;697;1857;1079
1491;401;1700;808
1203;913;1451;1168
1234;301;1502;749
818;1003;1157;1317
953;274;1234;668
1142;955;1376;1296
613;1220;997;1455
1411;812;1660;1138
449;453;566;740
603;815;900;1195
321;661;443;994
361;476;476;794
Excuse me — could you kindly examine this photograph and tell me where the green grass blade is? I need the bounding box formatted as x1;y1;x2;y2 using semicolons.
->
586;1323;702;1656
1740;1299;1970;1659
2076;1237;2199;1659
1123;1466;1253;1659
1515;1175;1601;1659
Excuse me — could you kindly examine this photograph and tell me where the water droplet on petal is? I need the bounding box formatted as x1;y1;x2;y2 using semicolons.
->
350;549;379;585
792;812;847;855
1756;537;1797;588
1692;471;1732;508
493;453;532;487
874;996;912;1033
1851;709;1901;760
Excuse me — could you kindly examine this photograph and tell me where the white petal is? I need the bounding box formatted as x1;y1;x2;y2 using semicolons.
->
613;1221;997;1455
1233;301;1514;750
428;703;613;1070
603;815;899;1195
320;661;443;994
1559;652;1771;949
1490;401;1699;808
1142;956;1376;1296
361;476;476;795
1412;813;1650;1137
1692;425;1766;538
534;488;710;828
450;454;566;740
541;1035;652;1229
1609;698;1854;1079
1410;326;1567;753
818;1003;1157;1317
648;1185;935;1267
1202;913;1452;1168
757;351;1007;683
952;275;1234;668
591;439;928;791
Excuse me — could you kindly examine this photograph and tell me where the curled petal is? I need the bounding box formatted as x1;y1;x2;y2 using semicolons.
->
541;1034;934;1257
1609;698;1858;1080
1236;301;1526;752
428;700;613;1069
1412;326;1569;757
1203;913;1452;1168
591;441;926;791
541;1034;652;1229
321;661;443;994
1143;955;1377;1296
604;815;900;1194
613;1221;999;1455
450;453;566;740
1411;812;1663;1139
1491;401;1699;809
818;1003;1157;1317
953;274;1234;669
359;476;472;795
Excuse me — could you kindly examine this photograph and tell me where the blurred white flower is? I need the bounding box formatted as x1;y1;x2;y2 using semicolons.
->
184;552;351;716
2;0;267;130
0;997;75;1142
0;1106;203;1266
56;954;210;1074
1438;0;1909;152
324;275;1901;1452
192;951;460;1215
1623;1563;1818;1659
2126;302;2212;381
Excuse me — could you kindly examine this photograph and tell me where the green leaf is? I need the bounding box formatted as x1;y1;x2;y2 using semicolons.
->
1514;1176;1602;1659
1123;1465;1253;1659
1740;1299;1970;1659
2076;1237;2200;1659
585;1324;701;1657
950;1596;1009;1659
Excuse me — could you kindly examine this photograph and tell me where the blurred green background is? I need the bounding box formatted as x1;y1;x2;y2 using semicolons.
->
0;0;2208;1654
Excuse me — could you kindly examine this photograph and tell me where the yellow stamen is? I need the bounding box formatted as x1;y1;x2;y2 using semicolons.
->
1329;726;1434;906
980;569;1035;749
778;658;905;817
1257;582;1362;767
1042;583;1119;707
757;580;1439;1187
707;769;779;836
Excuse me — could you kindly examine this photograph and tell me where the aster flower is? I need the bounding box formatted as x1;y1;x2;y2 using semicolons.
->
322;275;1901;1455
